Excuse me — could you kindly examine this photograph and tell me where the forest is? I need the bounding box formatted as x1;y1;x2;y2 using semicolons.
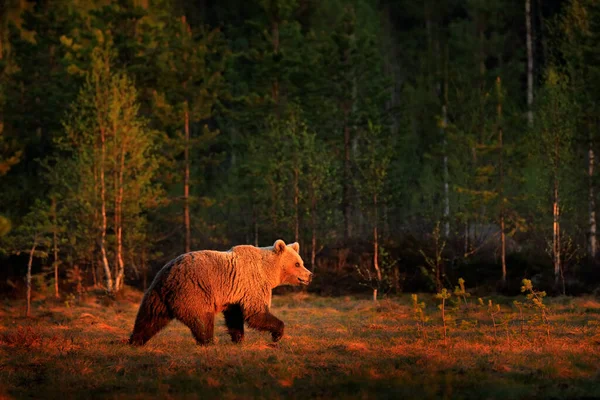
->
1;0;600;302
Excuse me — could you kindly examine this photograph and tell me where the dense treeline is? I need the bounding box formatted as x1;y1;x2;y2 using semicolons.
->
0;0;599;302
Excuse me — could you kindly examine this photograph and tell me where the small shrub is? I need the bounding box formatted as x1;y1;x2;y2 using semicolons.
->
418;222;447;292
64;293;77;308
483;298;503;340
435;288;452;345
411;294;429;340
453;278;471;308
521;279;550;339
513;300;525;336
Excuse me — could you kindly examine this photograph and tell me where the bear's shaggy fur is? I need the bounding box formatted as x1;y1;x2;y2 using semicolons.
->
129;239;312;345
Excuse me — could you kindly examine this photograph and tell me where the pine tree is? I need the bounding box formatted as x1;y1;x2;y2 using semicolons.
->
152;15;225;253
10;200;52;316
2;2;84;224
355;121;392;301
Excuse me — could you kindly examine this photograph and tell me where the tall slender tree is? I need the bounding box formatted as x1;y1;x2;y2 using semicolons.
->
10;200;51;316
536;70;576;288
153;15;224;253
355;121;392;302
526;0;534;127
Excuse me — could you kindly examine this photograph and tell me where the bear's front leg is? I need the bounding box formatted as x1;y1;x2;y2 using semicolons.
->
245;311;285;342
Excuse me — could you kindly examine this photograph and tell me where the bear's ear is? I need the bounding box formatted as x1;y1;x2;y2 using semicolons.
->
274;239;286;254
288;242;299;253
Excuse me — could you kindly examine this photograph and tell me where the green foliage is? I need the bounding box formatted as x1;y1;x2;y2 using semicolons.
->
453;277;471;307
418;222;446;292
513;299;526;336
521;278;551;339
64;293;76;308
355;245;398;298
9;199;52;258
354;121;392;212
57;39;163;290
484;298;503;340
411;293;429;340
435;288;452;344
0;215;10;238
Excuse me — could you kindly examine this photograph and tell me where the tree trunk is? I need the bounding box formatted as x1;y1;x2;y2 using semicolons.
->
553;127;562;287
311;194;317;269
113;163;119;287
435;227;442;292
425;2;433;83
464;220;469;256
498;78;507;284
51;197;59;298
500;208;507;283
271;19;280;108
294;167;299;243
381;4;399;137
553;177;561;286
99;127;113;293
92;259;98;287
92;152;99;288
526;0;534;127
341;23;355;242
436;257;442;293
373;194;382;302
184;103;191;254
114;136;126;292
536;0;547;70
26;240;37;317
442;104;449;237
589;127;596;259
253;210;259;247
343;111;351;241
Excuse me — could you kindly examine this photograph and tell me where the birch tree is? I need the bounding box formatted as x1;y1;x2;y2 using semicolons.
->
537;70;576;288
62;37;161;293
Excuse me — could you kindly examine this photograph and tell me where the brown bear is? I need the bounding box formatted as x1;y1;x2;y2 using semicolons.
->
129;239;312;346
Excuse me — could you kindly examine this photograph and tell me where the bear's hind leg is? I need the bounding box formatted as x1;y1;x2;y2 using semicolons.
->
245;309;284;342
129;292;172;346
177;311;215;345
223;304;244;343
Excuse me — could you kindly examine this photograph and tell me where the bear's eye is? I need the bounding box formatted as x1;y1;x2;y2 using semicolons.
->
295;262;300;268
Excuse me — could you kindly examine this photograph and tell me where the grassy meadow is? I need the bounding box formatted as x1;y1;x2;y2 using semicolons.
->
1;289;600;399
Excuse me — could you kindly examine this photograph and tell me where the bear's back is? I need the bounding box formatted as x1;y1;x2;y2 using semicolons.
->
151;246;270;305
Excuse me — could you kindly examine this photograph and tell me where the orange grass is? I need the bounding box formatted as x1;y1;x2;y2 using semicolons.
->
1;289;599;399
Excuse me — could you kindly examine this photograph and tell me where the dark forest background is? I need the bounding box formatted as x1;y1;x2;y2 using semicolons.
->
1;0;599;301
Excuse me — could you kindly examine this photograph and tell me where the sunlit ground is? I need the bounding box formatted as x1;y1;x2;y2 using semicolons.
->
1;289;600;399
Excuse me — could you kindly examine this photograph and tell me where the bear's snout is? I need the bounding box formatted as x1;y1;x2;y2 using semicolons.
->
298;272;313;285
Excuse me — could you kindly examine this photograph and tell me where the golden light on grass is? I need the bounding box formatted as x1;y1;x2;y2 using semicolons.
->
0;291;599;399
344;341;369;352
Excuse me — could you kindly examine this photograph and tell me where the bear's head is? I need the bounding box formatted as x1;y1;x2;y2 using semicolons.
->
273;239;313;286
